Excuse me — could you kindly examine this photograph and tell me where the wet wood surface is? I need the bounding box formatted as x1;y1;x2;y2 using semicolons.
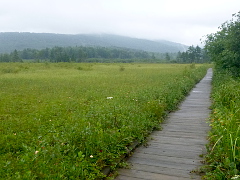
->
115;69;212;180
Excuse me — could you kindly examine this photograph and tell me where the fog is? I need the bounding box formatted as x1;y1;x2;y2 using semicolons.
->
1;0;240;45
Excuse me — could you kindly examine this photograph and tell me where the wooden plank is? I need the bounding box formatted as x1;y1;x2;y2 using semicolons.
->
116;169;196;180
161;125;210;131
129;153;202;165
148;139;207;146
129;163;201;178
115;175;145;180
151;131;209;139
129;155;201;169
133;146;204;159
128;156;198;169
145;144;205;152
156;128;209;134
149;135;207;143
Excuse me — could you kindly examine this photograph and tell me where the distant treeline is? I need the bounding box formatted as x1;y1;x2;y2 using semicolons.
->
176;45;209;63
0;45;209;63
0;46;155;63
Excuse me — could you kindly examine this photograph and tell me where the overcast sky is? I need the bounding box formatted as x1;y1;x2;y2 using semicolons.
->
1;0;240;46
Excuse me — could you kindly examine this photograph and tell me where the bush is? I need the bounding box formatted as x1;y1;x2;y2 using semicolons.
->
204;12;240;77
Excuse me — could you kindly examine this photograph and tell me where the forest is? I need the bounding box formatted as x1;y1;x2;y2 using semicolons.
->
0;45;209;63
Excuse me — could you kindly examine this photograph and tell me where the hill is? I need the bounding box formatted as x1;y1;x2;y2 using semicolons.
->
0;32;188;53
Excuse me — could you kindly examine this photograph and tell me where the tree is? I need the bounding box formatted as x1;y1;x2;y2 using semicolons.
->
176;46;210;63
165;53;170;61
151;53;156;59
11;49;22;62
176;51;182;62
204;12;240;77
1;46;156;63
187;46;196;63
0;53;11;62
195;46;202;63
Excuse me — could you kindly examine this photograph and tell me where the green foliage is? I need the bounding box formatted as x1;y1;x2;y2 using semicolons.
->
165;53;171;61
203;70;240;179
0;49;23;62
1;46;156;63
203;12;240;178
176;45;209;63
0;45;208;64
119;66;125;71
0;63;209;179
204;12;240;77
11;49;22;62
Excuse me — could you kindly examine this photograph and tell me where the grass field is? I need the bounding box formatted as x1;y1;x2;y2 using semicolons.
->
0;63;209;179
203;70;240;180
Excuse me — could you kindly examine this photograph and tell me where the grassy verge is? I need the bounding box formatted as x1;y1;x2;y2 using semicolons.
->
203;70;240;180
0;63;209;179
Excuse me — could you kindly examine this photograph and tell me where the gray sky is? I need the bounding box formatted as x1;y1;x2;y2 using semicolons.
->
1;0;240;46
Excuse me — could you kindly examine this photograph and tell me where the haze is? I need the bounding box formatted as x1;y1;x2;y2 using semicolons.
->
1;0;240;46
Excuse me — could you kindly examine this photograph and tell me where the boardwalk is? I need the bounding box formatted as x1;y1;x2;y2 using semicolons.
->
115;68;213;180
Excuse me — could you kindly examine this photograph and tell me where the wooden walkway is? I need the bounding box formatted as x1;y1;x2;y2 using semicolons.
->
115;68;213;180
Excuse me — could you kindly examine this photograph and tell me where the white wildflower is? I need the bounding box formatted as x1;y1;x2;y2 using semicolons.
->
35;151;39;155
231;175;240;179
106;97;113;99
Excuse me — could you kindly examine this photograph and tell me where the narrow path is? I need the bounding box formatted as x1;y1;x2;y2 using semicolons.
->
115;68;212;180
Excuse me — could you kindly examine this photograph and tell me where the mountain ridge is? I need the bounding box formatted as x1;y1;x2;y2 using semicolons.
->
0;32;188;53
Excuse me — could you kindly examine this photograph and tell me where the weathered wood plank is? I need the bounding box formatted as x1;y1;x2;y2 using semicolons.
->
144;144;205;152
133;147;204;159
115;68;212;179
128;163;201;178
149;135;207;143
116;169;196;180
129;153;202;166
115;175;145;180
128;156;198;169
152;131;208;138
148;138;207;146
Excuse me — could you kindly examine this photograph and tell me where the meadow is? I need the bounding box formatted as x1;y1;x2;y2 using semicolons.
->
203;70;240;180
0;63;209;179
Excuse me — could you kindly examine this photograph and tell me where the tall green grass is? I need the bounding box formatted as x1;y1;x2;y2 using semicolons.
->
0;63;208;179
203;70;240;180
